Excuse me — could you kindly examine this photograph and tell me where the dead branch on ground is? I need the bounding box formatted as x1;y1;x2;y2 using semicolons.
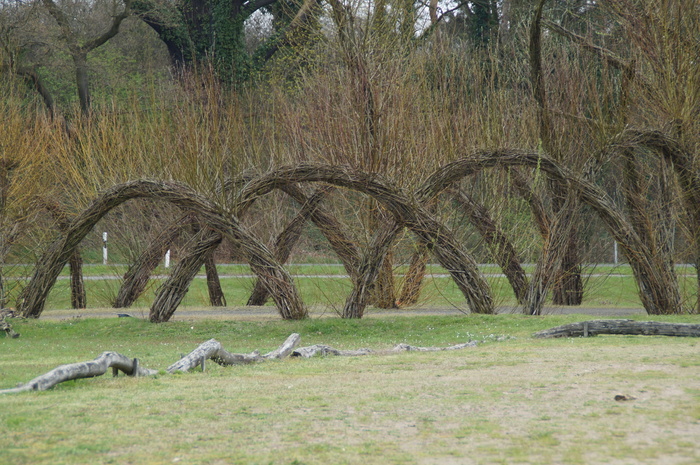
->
0;351;158;394
533;320;700;338
1;333;481;394
292;341;478;358
167;333;301;373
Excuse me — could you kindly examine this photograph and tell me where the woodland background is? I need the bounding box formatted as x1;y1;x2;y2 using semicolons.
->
0;0;698;319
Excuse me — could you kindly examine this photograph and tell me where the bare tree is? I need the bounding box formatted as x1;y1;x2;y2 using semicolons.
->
40;0;132;115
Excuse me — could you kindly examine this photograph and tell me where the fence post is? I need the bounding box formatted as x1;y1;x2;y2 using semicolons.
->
102;232;108;265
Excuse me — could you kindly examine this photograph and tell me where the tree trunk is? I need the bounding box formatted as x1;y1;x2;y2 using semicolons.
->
204;255;226;307
533;319;700;338
167;334;301;373
524;193;578;315
343;222;401;318
414;216;495;315
293;340;477;358
696;263;700;314
17;67;58;119
150;229;222;323
367;205;397;309
528;0;586;308
451;189;529;305
68;248;86;309
621;151;682;314
74;54;91;116
131;0;194;68
372;247;398;308
551;232;583;305
549;178;583;307
397;242;430;307
248;187;330;305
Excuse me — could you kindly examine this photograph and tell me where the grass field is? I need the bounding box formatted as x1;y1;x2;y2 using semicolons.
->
1;314;700;464
6;262;699;313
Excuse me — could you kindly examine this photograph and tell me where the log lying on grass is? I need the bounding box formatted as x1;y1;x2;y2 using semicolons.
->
292;340;478;358
0;352;158;394
293;345;374;357
533;319;700;339
392;341;478;352
2;334;479;394
167;333;301;373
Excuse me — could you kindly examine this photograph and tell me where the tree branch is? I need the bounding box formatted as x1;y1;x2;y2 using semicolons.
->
81;0;133;53
543;18;650;110
529;0;555;157
16;66;57;118
167;334;301;373
544;19;628;70
292;340;478;358
243;0;278;16
0;351;157;394
41;0;79;54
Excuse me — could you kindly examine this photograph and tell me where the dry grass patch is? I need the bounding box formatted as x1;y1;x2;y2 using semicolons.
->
1;316;699;464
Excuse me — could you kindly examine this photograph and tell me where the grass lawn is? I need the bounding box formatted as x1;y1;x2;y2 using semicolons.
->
1;314;699;464
37;272;694;313
2;262;697;312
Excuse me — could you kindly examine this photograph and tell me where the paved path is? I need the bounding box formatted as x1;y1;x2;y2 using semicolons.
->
58;273;650;281
37;305;647;321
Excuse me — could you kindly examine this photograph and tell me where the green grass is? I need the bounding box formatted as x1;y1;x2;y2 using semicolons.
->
35;272;656;311
4;262;694;277
2;262;698;316
1;314;700;464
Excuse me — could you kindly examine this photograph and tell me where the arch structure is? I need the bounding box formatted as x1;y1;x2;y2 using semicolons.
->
36;198;87;309
130;182;358;321
232;149;687;317
234;157;579;317
420;149;684;315
614;129;700;313
21;143;690;320
18;180;306;320
163;165;498;319
236;164;496;317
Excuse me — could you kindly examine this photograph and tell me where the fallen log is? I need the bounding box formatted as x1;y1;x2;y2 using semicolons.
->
533;319;700;339
167;333;301;373
2;333;478;393
264;333;302;359
292;345;374;357
392;341;478;352
0;351;157;394
292;340;478;358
